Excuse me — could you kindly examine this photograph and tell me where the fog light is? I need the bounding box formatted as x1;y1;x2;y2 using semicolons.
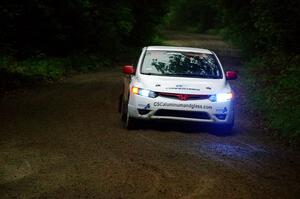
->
215;114;227;120
138;109;151;115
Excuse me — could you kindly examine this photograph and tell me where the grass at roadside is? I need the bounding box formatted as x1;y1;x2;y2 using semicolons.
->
0;54;114;79
0;50;137;93
0;57;67;94
0;56;69;81
243;56;300;145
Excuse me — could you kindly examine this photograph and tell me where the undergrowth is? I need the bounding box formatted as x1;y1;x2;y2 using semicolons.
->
243;55;300;145
0;54;114;91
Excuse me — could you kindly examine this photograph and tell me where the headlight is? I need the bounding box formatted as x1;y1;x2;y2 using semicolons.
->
131;87;157;98
209;92;233;102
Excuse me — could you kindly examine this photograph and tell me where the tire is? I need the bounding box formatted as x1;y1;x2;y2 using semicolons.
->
120;94;128;122
214;113;235;135
120;96;137;130
212;120;234;135
125;111;137;130
217;123;234;135
221;123;233;135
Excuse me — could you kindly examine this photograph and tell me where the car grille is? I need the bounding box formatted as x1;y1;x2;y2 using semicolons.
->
159;92;211;101
154;109;211;120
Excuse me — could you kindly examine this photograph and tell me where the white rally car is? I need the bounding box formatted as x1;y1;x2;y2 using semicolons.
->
119;46;237;133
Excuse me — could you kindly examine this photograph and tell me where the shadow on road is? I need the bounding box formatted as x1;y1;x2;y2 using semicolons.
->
134;120;238;137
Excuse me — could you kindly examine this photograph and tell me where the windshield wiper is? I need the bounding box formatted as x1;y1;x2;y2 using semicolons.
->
142;73;154;75
142;73;168;76
177;74;220;79
174;74;207;78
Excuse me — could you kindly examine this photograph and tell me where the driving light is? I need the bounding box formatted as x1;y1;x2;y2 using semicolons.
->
131;87;157;98
132;87;139;94
140;89;150;97
209;92;233;102
217;93;233;102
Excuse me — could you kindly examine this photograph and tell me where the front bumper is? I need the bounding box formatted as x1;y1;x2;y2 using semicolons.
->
128;94;234;124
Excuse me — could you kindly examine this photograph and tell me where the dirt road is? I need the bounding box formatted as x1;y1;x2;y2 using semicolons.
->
0;32;299;198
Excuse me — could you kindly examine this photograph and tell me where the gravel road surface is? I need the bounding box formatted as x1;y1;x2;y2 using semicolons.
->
0;32;299;198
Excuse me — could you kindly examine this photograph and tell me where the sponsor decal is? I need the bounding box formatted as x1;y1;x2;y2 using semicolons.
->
166;87;201;91
154;102;212;110
138;103;151;109
144;103;151;109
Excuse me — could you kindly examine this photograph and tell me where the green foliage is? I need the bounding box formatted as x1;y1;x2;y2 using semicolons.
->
0;0;170;90
243;56;300;144
218;0;300;143
129;0;170;45
68;53;112;72
219;0;299;56
167;0;220;33
1;57;68;81
0;0;169;57
168;0;299;56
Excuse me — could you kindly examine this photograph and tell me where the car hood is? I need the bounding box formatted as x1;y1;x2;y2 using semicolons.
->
134;75;227;95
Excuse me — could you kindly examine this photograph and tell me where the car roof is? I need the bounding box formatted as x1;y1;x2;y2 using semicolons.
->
146;46;213;54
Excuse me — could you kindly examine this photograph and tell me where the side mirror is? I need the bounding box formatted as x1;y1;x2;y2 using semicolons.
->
123;65;135;75
226;71;237;80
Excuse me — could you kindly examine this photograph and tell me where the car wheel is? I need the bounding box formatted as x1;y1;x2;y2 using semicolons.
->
120;95;128;122
213;121;234;135
125;111;137;130
220;123;234;134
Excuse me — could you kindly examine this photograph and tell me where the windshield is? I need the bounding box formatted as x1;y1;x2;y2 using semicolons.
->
141;50;223;79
